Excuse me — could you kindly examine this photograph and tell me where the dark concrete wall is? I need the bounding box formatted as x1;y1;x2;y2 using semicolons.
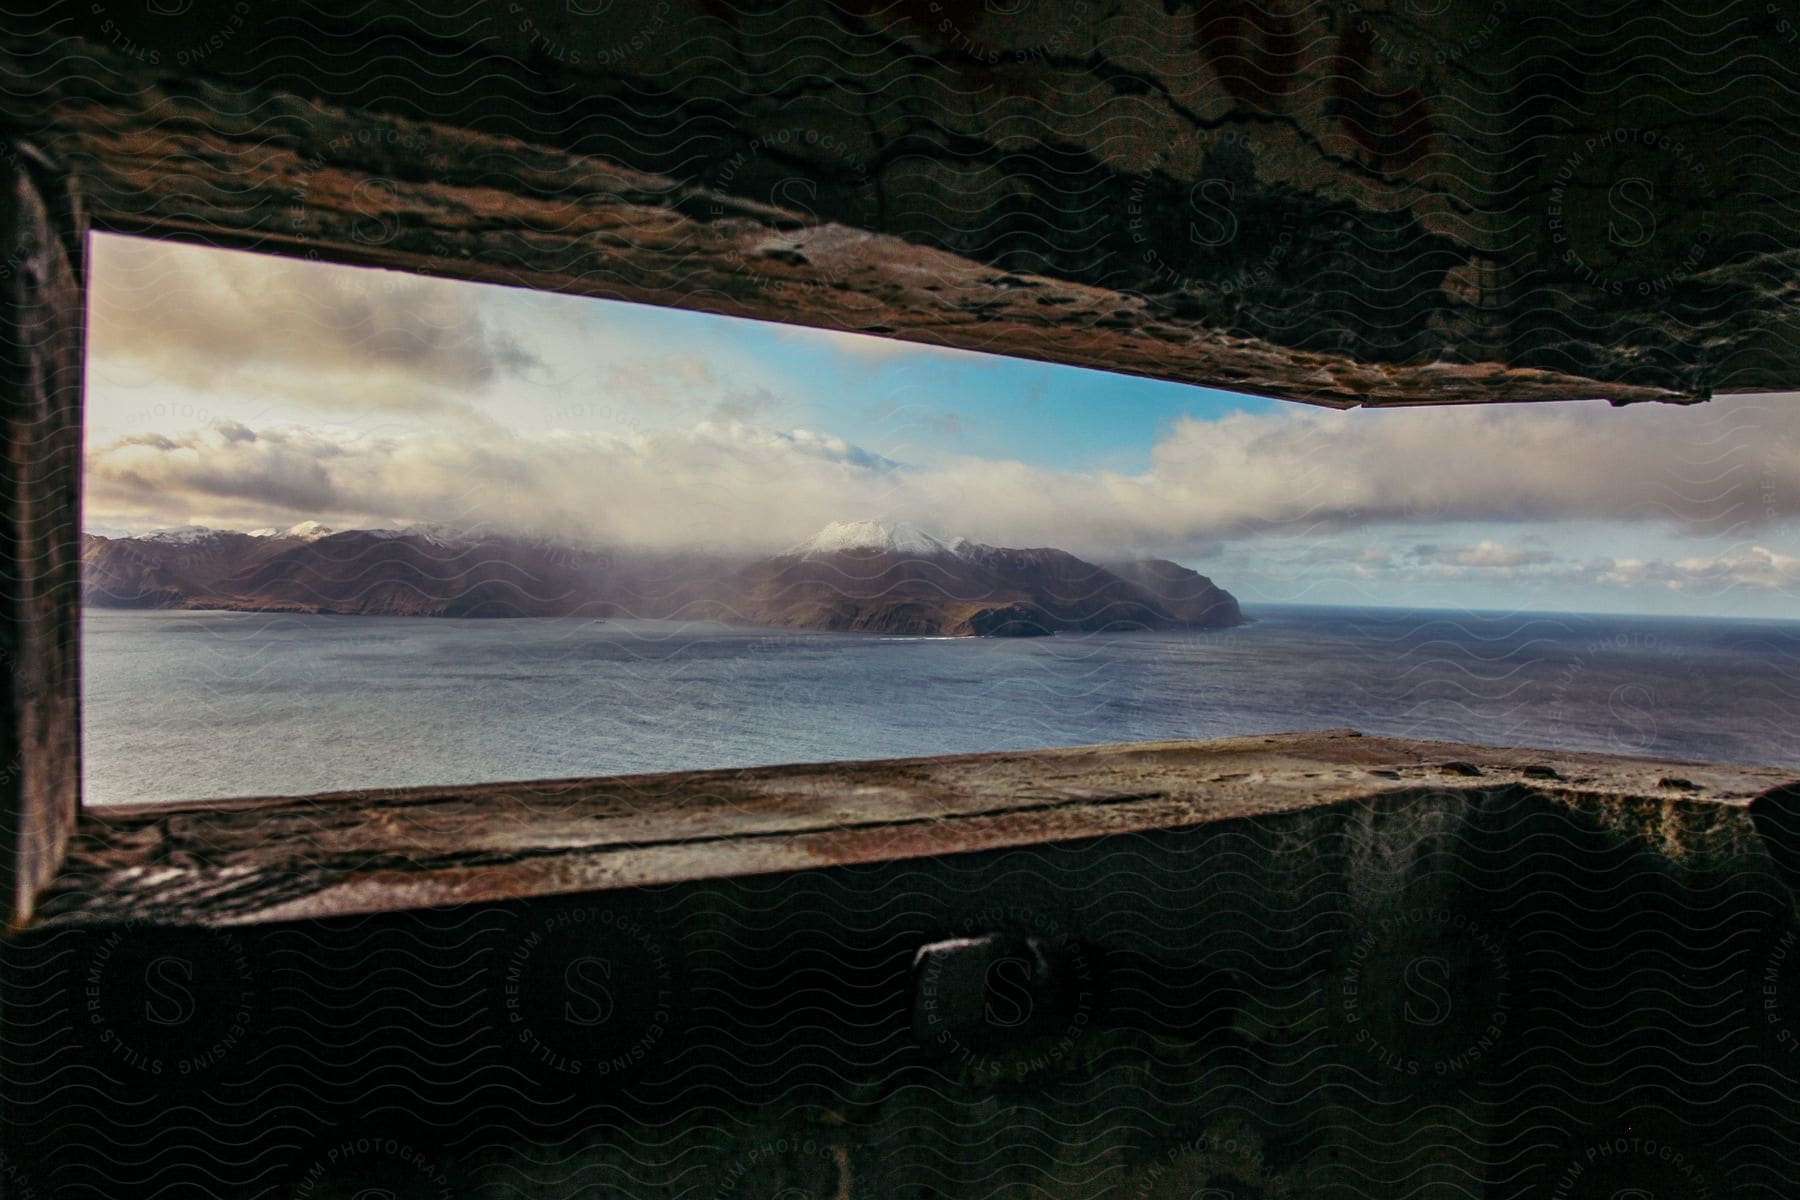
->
10;0;1799;399
6;782;1799;1198
0;143;83;927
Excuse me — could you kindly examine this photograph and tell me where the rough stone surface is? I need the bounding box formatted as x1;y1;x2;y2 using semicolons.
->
6;24;1789;405
0;142;83;927
4;9;1800;1192
6;732;1799;1198
38;730;1797;927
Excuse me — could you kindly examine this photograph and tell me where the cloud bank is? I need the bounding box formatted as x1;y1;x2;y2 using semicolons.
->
88;235;539;415
85;397;1798;562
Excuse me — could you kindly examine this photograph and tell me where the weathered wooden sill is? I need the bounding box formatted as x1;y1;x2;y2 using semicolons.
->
32;729;1796;930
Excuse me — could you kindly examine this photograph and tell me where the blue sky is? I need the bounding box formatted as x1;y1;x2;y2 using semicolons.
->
83;235;1800;619
572;298;1279;473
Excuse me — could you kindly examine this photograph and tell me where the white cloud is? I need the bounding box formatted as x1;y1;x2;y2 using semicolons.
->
87;235;540;417
1598;546;1800;593
79;236;1800;588
1127;399;1800;544
1408;540;1556;569
84;394;1800;567
84;418;906;550
771;321;988;364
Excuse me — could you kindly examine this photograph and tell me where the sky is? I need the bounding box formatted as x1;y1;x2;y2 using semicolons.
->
83;233;1800;618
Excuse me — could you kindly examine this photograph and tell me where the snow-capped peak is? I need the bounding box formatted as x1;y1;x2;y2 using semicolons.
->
143;524;227;545
250;520;334;541
367;522;480;547
790;519;965;559
414;524;469;547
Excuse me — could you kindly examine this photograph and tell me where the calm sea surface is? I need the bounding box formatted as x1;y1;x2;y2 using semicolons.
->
81;605;1800;805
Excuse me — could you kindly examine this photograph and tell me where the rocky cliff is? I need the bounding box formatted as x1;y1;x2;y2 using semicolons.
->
82;520;1245;637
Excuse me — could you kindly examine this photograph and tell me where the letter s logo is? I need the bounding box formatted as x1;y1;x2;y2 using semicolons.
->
984;955;1035;1028
770;177;820;223
349;178;402;246
1606;682;1657;755
1402;955;1455;1027
564;956;615;1026
1607;177;1657;249
1188;179;1238;247
144;956;196;1026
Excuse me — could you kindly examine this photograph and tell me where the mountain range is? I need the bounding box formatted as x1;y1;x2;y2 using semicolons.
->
81;519;1243;637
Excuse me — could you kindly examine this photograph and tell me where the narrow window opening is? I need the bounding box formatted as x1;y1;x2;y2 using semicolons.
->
79;233;1800;807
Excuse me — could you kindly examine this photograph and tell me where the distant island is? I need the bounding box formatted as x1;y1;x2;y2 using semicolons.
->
81;519;1244;637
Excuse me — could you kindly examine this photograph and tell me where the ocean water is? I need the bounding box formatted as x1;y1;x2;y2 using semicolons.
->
81;605;1800;806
